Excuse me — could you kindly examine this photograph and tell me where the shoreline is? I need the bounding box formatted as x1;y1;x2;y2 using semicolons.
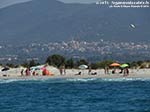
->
0;73;150;80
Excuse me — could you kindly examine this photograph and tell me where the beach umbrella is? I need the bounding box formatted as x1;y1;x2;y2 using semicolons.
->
78;65;88;69
30;65;46;71
109;63;120;67
120;64;129;68
78;64;88;75
30;67;40;71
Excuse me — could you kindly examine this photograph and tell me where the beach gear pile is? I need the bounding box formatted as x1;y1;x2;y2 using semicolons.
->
24;65;53;76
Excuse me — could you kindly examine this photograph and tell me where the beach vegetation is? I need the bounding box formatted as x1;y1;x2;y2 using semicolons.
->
65;58;74;68
29;60;39;67
46;54;65;67
1;54;150;69
130;61;150;68
91;60;114;69
21;62;29;68
6;63;15;68
21;60;39;68
130;61;139;68
76;59;88;67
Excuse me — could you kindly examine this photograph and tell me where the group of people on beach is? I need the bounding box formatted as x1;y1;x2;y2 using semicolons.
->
20;64;129;77
104;66;129;76
21;67;53;76
59;65;66;75
21;68;39;76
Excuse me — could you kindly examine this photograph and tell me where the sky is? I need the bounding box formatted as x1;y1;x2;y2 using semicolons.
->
0;0;97;9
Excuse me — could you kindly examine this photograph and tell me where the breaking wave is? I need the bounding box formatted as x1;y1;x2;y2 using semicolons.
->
0;77;150;84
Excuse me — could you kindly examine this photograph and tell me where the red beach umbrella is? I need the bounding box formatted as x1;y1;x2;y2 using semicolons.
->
109;63;120;67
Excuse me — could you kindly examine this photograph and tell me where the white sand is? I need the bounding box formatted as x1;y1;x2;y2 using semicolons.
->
0;66;150;79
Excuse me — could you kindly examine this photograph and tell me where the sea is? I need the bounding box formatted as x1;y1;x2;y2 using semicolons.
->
0;77;150;112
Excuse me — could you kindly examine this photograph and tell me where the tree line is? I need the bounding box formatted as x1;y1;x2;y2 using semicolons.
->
2;54;150;69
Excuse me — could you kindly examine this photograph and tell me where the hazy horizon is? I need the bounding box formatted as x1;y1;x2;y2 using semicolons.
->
0;0;96;9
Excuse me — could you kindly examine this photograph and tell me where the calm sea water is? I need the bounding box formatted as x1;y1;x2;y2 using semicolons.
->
0;78;150;112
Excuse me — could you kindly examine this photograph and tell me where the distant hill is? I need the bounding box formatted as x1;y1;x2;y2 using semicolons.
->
0;0;150;44
59;0;98;3
0;0;31;9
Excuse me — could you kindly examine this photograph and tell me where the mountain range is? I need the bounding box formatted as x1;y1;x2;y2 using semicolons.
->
0;0;150;45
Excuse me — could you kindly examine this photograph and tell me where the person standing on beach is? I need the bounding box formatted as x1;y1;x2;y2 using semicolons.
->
64;67;66;75
25;68;30;76
123;68;129;76
32;70;36;76
59;66;63;75
62;65;66;75
88;66;92;75
21;69;24;76
59;65;66;75
104;66;109;74
126;68;129;76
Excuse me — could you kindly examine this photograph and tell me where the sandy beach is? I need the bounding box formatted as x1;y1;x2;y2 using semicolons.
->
0;66;150;80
